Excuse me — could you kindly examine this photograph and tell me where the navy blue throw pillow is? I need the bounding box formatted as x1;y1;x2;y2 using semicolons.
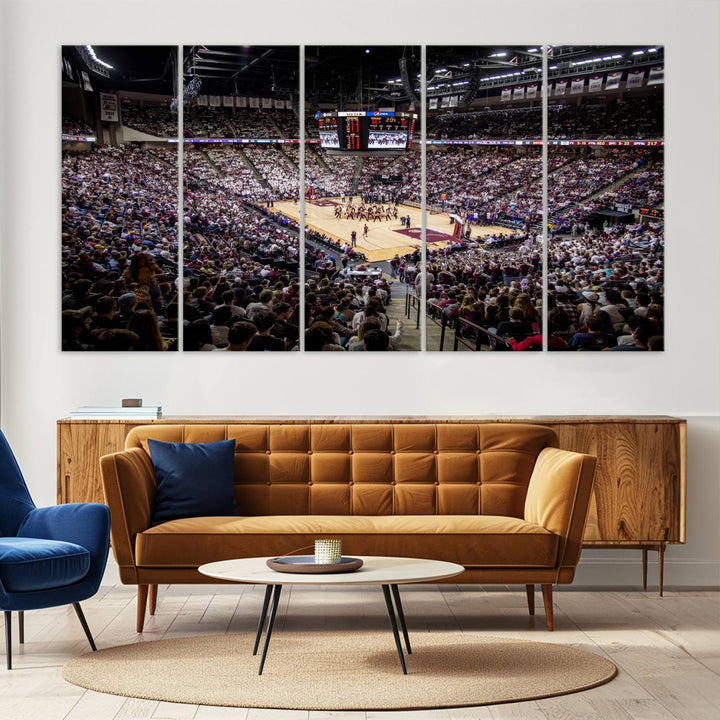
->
148;438;238;524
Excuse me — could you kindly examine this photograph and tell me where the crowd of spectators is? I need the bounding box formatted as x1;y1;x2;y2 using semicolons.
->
303;273;403;351
62;145;178;350
427;107;544;141
355;153;421;205
243;145;299;199
62;116;95;136
549;96;663;140
426;96;662;141
62;91;664;351
119;100;176;138
424;215;663;351
287;145;356;197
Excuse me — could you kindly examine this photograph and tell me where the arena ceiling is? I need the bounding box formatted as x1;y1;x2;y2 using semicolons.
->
66;44;663;105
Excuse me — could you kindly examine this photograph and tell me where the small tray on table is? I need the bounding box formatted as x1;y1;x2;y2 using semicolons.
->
266;555;363;574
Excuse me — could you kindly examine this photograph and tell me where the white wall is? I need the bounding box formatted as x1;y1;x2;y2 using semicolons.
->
1;0;718;587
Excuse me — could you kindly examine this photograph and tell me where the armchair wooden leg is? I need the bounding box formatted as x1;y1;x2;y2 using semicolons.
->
137;584;149;633
149;584;158;616
525;584;535;615
4;611;11;670
72;603;97;652
541;584;554;631
18;611;24;644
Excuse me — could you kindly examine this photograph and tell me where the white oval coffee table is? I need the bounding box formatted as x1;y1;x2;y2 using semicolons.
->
199;555;464;675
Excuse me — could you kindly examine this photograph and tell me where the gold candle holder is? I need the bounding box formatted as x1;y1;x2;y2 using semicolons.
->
314;538;342;564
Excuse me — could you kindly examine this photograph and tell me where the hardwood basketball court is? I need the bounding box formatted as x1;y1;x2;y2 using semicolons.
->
273;198;511;262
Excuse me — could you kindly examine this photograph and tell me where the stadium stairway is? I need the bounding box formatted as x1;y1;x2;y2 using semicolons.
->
277;145;298;170
351;157;364;195
236;147;268;187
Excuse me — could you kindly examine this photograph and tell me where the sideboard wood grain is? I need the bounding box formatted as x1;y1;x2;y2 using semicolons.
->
58;415;686;592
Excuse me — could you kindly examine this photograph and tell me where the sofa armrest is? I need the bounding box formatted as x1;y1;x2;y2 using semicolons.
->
524;447;597;580
100;447;156;582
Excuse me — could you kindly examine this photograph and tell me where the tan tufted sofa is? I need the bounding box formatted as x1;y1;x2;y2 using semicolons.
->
100;422;596;632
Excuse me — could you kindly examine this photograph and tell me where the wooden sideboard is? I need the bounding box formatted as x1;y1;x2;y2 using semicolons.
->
57;415;686;594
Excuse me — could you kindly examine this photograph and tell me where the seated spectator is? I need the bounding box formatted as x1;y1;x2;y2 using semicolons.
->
496;307;534;341
210;305;233;348
568;313;618;350
363;329;390;351
225;321;257;351
305;323;343;351
93;328;139;351
126;309;166;351
183;319;217;351
247;312;285;351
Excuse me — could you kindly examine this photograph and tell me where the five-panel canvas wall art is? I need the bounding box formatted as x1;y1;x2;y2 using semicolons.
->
61;45;664;352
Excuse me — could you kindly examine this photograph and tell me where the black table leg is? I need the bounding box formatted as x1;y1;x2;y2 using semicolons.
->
258;585;282;675
381;584;407;674
390;584;411;654
253;585;274;656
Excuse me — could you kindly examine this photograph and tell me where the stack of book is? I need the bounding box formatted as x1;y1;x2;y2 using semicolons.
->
69;405;162;420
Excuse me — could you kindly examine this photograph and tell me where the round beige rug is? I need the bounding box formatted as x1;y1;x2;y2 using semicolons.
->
63;631;617;711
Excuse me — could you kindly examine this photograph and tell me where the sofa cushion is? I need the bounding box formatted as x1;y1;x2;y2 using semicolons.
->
148;439;239;524
135;515;559;570
0;537;90;592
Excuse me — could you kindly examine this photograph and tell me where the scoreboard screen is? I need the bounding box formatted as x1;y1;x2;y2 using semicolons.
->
315;111;418;151
368;115;408;149
318;116;339;149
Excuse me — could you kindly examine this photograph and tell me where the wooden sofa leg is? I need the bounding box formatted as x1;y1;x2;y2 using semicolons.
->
526;584;535;615
137;584;149;633
149;584;158;616
541;584;554;631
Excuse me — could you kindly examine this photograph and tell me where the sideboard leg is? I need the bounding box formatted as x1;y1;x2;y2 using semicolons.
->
137;584;148;633
526;584;535;615
658;544;665;597
541;584;554;631
642;548;649;591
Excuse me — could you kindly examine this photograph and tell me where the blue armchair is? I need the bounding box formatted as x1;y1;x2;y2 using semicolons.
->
0;430;110;669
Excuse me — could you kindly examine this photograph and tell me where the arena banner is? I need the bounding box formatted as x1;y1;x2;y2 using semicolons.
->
196;95;208;106
236;96;247;108
606;71;622;90
501;87;512;101
285;100;293;110
513;85;525;100
209;95;221;107
441;96;450;108
571;77;584;94
588;75;603;92
647;66;664;85
627;70;645;89
274;99;285;109
262;97;273;108
448;95;459;107
429;97;438;109
222;96;234;107
526;84;537;99
554;80;567;96
249;97;259;108
81;70;93;92
99;92;119;122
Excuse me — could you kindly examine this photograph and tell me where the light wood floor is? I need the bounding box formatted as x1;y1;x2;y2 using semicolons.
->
2;583;719;720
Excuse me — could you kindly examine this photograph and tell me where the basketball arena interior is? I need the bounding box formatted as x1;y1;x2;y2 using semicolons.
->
61;45;664;352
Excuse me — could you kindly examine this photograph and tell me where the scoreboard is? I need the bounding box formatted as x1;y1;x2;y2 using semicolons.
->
316;111;417;151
